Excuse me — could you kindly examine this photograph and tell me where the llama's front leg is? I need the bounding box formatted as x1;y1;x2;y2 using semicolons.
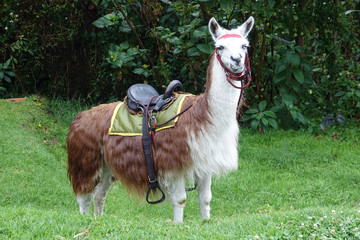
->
76;193;93;214
197;174;212;220
168;177;187;223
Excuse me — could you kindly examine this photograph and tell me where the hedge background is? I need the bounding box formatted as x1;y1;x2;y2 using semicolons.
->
1;0;359;131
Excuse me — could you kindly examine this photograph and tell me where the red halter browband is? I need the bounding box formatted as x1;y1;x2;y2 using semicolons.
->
218;34;243;40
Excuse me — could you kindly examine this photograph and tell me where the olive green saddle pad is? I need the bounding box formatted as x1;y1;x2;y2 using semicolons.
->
109;93;192;136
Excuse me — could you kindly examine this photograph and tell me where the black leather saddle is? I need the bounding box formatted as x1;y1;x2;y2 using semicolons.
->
126;80;183;113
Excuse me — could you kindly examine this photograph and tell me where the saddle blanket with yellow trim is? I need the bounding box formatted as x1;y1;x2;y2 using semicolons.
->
109;93;192;136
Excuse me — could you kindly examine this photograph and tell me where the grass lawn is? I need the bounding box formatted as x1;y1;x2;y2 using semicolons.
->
0;96;359;239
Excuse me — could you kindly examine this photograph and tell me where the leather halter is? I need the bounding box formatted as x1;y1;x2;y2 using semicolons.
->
216;34;251;90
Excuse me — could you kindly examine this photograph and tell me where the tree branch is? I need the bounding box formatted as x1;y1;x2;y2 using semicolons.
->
114;0;162;84
199;2;211;23
126;0;168;83
255;23;269;99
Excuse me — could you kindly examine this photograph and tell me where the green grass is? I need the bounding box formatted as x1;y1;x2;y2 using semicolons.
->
0;96;359;239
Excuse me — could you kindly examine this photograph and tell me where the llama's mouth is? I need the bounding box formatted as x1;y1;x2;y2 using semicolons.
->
229;64;244;74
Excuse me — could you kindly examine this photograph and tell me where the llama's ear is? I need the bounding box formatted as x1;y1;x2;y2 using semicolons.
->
237;16;254;38
209;17;221;41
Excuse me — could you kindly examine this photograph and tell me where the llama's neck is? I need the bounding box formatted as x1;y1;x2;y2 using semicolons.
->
205;54;242;123
188;54;241;178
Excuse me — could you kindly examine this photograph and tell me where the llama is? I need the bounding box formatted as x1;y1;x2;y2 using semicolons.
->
67;16;254;223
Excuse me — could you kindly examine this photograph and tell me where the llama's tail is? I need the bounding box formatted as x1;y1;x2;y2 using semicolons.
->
67;114;102;195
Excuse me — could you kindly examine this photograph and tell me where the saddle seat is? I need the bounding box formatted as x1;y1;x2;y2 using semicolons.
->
126;80;183;113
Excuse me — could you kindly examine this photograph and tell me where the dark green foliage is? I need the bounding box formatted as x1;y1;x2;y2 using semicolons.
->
1;0;359;131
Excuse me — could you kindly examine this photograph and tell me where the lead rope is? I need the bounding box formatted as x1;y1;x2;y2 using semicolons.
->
215;49;251;90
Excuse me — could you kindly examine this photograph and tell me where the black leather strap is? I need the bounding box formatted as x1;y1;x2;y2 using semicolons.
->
142;98;166;204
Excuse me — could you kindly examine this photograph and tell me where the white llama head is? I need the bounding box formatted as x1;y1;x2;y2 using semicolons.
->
209;17;254;74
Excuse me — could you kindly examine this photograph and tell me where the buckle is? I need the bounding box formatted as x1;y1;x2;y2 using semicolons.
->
148;176;157;183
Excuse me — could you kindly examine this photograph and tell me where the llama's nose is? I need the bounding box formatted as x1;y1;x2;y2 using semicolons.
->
231;55;241;65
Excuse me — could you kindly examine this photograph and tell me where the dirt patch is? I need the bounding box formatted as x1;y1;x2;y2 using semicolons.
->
5;97;26;103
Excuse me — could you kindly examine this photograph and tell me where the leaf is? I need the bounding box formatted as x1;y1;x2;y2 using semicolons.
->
119;41;129;50
259;101;267;112
190;18;201;27
268;118;278;129
246;108;258;114
290;53;300;67
290;110;297;120
4;75;11;83
192;29;206;39
355;91;360;98
268;0;275;9
250;119;259;130
273;71;287;84
126;47;139;56
292;81;301;93
243;114;253;121
167;36;181;45
301;58;312;71
294;46;303;53
312;68;323;72
264;110;276;118
119;20;132;33
275;62;287;75
335;91;346;97
4;59;11;68
293;68;304;83
220;0;233;12
187;47;200;57
297;112;306;124
133;68;144;75
280;88;296;105
92;13;118;28
93;17;112;28
5;71;15;77
173;47;182;55
261;118;269;127
113;59;123;68
196;43;213;54
345;92;352;98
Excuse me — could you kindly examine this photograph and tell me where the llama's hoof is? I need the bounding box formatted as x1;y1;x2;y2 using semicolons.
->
202;218;211;223
173;218;184;224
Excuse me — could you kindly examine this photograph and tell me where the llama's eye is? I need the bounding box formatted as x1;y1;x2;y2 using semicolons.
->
242;45;248;50
216;45;224;51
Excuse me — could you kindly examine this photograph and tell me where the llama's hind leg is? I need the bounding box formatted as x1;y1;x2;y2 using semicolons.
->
76;193;93;214
93;163;114;216
168;177;187;223
197;174;212;220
